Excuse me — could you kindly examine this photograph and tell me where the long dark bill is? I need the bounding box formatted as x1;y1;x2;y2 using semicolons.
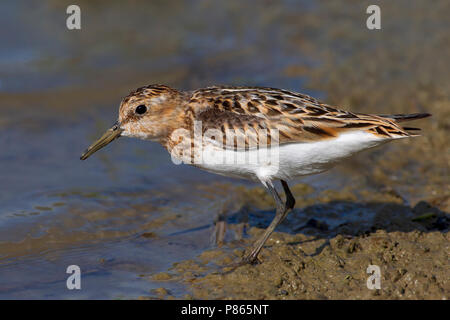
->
80;122;123;160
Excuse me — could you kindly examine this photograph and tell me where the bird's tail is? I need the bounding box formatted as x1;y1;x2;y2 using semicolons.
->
379;112;431;132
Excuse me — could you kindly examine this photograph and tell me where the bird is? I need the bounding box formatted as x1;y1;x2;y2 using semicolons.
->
80;84;431;265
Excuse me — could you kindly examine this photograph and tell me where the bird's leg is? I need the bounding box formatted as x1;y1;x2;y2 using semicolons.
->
281;180;296;210
241;180;296;264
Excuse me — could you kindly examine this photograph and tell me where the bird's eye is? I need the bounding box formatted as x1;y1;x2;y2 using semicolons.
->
135;105;147;115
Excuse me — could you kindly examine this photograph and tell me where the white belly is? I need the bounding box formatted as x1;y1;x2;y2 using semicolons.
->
185;131;392;184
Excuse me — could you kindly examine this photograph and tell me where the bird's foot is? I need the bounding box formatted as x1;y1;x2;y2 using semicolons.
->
217;252;261;275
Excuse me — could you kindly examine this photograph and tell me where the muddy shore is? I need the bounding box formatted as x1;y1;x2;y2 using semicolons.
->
148;184;448;299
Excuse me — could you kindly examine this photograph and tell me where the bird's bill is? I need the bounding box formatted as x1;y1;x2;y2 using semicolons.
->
80;122;123;160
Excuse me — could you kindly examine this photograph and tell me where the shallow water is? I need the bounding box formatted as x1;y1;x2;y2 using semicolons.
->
0;1;448;299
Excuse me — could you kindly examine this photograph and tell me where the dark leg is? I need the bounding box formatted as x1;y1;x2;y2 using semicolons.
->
281;180;296;210
241;180;295;264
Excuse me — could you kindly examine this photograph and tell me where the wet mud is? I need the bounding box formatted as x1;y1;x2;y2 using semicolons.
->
151;184;448;299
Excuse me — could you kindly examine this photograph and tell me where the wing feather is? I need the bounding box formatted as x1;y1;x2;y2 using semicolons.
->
186;86;411;150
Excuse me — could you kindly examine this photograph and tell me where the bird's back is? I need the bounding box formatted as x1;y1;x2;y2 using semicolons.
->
181;86;429;150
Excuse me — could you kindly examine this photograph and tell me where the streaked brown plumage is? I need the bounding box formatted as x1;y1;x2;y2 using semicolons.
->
117;85;429;152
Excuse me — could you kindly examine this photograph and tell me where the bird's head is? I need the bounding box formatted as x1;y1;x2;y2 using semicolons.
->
80;84;182;160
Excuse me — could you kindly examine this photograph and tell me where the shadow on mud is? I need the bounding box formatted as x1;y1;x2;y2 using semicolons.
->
216;199;449;252
161;198;449;300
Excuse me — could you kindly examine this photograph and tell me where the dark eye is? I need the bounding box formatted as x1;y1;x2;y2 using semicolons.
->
135;105;147;115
